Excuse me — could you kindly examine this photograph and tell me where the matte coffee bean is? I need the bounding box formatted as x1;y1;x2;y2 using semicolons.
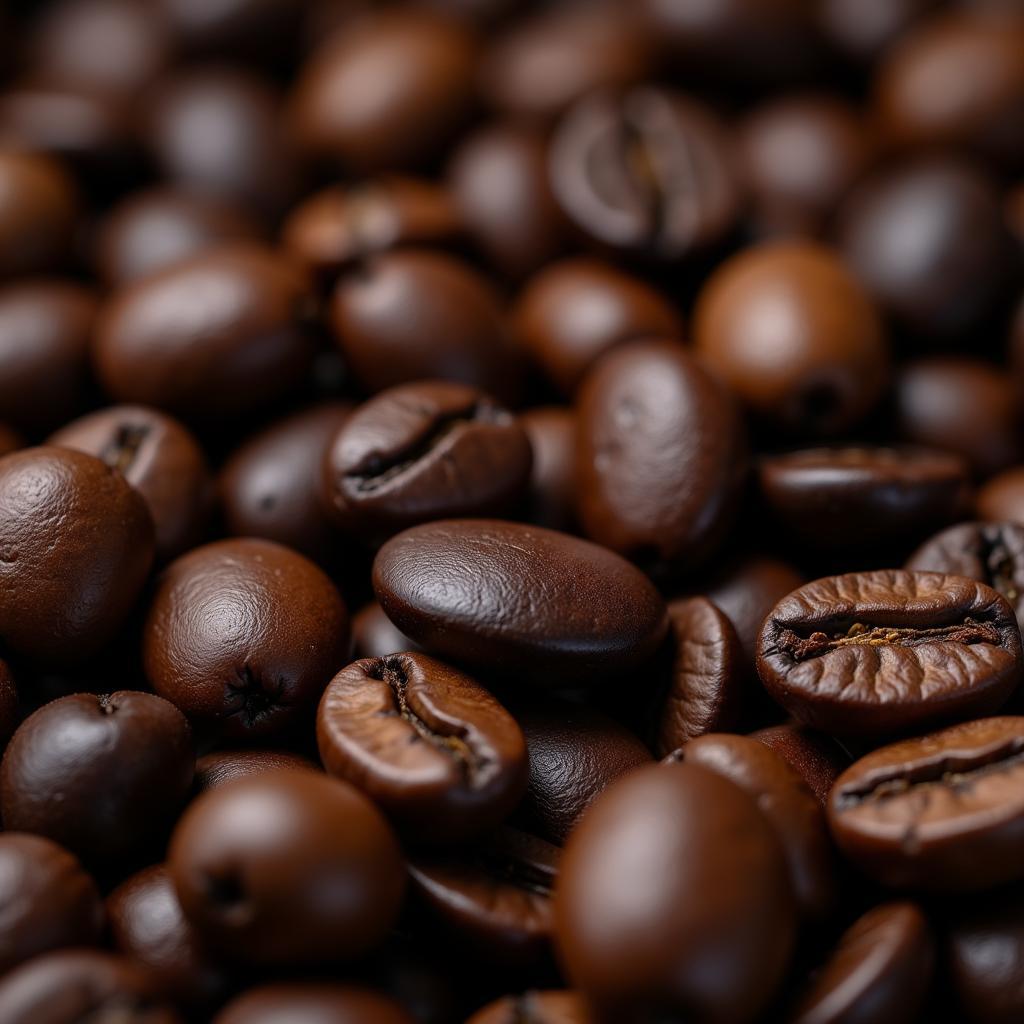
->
169;769;405;964
409;826;559;967
352;600;422;660
514;258;682;396
0;833;103;974
215;984;416;1024
828;716;1024;890
317;652;528;841
977;468;1024;523
467;991;591;1024
749;723;851;805
757;570;1022;736
549;87;740;262
787;903;934;1024
576;340;746;572
143;538;349;739
195;749;319;792
373;520;667;685
0;447;154;665
518;407;576;533
50;404;213;562
94;244;316;420
655;598;742;756
322;381;532;542
0;691;194;864
554;762;796;1023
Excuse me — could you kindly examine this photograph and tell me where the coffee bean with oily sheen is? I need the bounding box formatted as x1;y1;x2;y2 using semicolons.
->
373;520;667;685
787;903;934;1024
467;991;591;1024
576;340;746;572
828;717;1024;891
322;381;533;542
317;653;528;842
757;571;1022;737
215;984;415;1024
195;749;319;792
0;447;154;665
143;539;349;740
169;769;405;965
668;734;836;922
749;723;851;805
555;762;796;1023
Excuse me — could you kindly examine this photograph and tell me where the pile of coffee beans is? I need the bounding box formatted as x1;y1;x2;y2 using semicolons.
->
0;0;1022;1021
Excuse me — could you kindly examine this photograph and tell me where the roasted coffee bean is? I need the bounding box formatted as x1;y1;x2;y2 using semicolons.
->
757;570;1022;736
409;826;559;967
787;903;934;1024
668;733;836;922
828;716;1024;890
694;240;889;436
169;769;405;965
352;600;422;659
50;404;213;562
513;258;682;396
143;538;349;739
758;446;971;551
467;990;591;1024
0;833;103;974
0;447;154;665
655;598;742;756
373;520;667;685
749;723;851;805
195;749;319;792
0;691;194;864
518;407;576;534
317;653;528;841
322;381;532;542
820;0;939;61
554;762;796;1023
214;984;416;1024
977;467;1024;523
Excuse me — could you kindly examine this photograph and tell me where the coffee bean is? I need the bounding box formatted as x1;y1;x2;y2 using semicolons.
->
977;468;1024;523
749;722;852;805
352;600;422;659
820;0;938;61
214;984;416;1024
467;990;591;1024
194;749;319;793
518;407;577;533
758;570;1022;736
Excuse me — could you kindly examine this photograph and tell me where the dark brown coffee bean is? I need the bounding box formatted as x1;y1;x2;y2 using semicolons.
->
317;653;528;841
323;381;532;542
514;258;682;396
694;240;889;436
787;903;934;1024
214;984;416;1024
143;538;349;739
0;447;154;665
576;340;746;572
977;468;1024;523
373;520;667;685
749;723;851;805
758;570;1021;736
0;833;102;974
94;244;315;420
518;407;576;533
409;826;559;968
549;87;740;262
467;990;591;1024
195;749;319;792
828;716;1024;890
352;600;422;659
169;769;405;965
0;691;193;864
820;0;939;61
554;762;796;1023
50;404;213;562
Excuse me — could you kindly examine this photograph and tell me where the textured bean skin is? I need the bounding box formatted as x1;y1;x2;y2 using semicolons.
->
214;984;416;1024
373;520;667;685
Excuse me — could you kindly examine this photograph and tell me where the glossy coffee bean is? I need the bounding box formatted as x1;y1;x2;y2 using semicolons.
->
143;538;349;739
576;340;746;572
518;407;576;533
468;991;591;1024
373;520;667;685
220;402;352;564
694;240;889;436
409;826;559;967
95;187;262;287
323;381;532;542
94;244;315;420
749;723;851;806
0;279;97;434
0;833;102;974
758;446;971;551
514;698;652;845
169;769;405;964
50;404;213;562
977;467;1024;523
1;692;193;864
555;762;796;1023
513;259;682;396
829;717;1024;890
788;903;934;1024
0;150;77;279
668;734;836;922
215;984;416;1024
291;9;477;172
352;600;421;659
0;447;154;665
195;749;319;792
549;87;739;262
317;652;528;841
758;570;1021;736
330;250;524;406
819;0;938;62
